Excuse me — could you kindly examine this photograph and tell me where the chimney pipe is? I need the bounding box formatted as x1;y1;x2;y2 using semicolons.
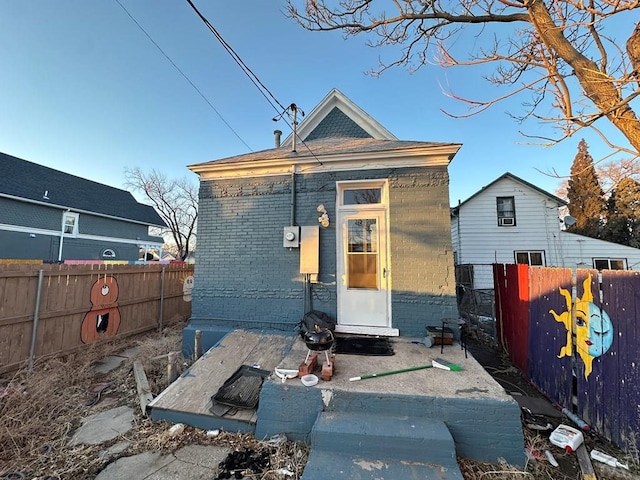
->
274;130;282;148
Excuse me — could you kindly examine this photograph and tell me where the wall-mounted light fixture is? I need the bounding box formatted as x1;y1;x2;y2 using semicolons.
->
317;204;330;228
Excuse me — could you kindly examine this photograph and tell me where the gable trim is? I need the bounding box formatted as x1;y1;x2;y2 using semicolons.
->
281;89;397;145
452;172;567;213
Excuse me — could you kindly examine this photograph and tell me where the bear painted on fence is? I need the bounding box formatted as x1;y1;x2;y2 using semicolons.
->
81;275;121;344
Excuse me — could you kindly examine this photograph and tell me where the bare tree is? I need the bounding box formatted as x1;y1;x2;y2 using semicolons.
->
124;168;198;261
287;1;640;158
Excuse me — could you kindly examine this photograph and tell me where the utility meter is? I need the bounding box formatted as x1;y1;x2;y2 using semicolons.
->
283;226;300;248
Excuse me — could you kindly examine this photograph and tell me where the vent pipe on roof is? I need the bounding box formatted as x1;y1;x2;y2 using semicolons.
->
274;130;282;148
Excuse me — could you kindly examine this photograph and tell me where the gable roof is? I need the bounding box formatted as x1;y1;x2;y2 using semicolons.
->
281;88;397;146
452;172;567;213
0;152;166;227
190;89;461;178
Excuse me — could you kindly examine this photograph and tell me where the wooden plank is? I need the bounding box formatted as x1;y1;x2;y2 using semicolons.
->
149;330;295;422
576;444;597;480
527;267;573;407
133;360;154;416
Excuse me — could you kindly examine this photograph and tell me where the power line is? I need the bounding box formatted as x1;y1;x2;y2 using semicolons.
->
113;0;252;151
183;0;323;165
184;0;287;115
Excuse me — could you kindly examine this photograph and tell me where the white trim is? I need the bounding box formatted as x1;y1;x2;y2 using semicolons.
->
62;211;79;236
0;193;165;228
0;223;163;248
193;145;459;180
335;325;399;336
281;89;398;145
336;179;389;207
336;180;392;330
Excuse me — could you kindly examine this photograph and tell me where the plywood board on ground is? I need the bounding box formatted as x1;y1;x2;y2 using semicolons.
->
149;330;295;423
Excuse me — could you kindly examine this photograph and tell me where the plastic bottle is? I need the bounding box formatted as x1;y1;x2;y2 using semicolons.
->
590;449;629;469
168;423;185;436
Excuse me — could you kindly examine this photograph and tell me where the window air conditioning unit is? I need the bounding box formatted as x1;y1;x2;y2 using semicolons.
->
499;217;515;226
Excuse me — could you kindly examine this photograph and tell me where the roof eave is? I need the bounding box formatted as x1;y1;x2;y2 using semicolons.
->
189;144;461;180
0;193;167;228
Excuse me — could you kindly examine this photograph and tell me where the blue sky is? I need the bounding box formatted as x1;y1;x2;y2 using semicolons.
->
0;1;635;205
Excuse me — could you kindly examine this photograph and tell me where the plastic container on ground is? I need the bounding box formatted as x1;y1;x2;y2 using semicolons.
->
549;424;584;452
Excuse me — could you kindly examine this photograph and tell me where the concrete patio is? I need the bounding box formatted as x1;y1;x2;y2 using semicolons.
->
148;329;524;479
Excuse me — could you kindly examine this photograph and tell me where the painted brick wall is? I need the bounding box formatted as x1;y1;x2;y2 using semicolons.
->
191;165;457;336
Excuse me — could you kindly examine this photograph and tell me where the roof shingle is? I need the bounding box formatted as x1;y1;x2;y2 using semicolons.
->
0;152;166;227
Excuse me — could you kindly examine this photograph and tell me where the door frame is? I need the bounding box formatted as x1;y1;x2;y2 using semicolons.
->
335;180;398;336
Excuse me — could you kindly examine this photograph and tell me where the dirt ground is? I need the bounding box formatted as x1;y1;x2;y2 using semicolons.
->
1;321;638;479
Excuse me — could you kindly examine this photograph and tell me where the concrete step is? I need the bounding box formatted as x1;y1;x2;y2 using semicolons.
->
301;411;463;479
301;450;464;480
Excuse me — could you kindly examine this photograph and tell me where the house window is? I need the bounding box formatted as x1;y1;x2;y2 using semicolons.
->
338;180;387;207
593;258;626;270
497;197;516;226
62;212;79;236
101;249;117;259
515;251;545;266
343;188;382;205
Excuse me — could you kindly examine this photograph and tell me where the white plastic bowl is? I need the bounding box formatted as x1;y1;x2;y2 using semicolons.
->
301;374;318;386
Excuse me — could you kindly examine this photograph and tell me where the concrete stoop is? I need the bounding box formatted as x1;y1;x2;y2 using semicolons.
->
301;411;464;480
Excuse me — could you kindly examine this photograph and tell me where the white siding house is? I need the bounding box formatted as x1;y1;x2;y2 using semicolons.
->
451;172;640;289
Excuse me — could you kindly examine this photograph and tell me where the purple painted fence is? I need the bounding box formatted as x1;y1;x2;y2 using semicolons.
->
495;264;640;453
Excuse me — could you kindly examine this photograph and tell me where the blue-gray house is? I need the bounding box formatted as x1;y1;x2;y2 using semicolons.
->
0;152;166;263
185;89;461;348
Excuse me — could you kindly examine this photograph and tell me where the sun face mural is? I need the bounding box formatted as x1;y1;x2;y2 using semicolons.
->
549;274;614;379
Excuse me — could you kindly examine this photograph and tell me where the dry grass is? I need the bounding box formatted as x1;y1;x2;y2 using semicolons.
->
0;323;309;479
2;324;636;480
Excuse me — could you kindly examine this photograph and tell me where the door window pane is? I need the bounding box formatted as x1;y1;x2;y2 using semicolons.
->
347;218;378;289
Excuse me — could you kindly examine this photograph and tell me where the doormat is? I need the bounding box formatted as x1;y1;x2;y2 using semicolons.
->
333;336;394;356
210;365;270;417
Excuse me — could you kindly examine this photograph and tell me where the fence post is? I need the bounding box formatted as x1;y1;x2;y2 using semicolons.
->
28;269;45;372
158;266;165;332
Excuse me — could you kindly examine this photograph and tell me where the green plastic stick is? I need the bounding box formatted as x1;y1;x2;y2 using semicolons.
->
349;364;434;381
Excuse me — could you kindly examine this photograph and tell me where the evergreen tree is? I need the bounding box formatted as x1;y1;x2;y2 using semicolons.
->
567;139;607;238
605;177;640;247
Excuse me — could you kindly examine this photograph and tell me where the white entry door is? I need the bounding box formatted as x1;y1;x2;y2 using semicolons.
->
336;208;392;333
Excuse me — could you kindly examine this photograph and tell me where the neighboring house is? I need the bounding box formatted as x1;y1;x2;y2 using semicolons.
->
0;152;166;263
185;88;461;346
451;172;640;291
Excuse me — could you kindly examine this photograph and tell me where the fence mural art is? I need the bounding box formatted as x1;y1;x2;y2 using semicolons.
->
495;264;640;454
0;263;194;374
549;273;615;379
81;275;122;344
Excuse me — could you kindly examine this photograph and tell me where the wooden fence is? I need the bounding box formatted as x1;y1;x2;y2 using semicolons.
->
494;264;640;454
0;263;194;374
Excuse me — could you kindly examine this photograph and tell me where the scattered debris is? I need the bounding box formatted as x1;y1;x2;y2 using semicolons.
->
215;447;272;479
168;423;186;437
576;443;597;480
591;449;629;469
133;360;153;416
